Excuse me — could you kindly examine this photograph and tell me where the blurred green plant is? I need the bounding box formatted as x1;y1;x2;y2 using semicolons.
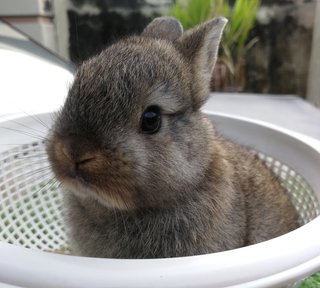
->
299;272;320;288
170;0;260;91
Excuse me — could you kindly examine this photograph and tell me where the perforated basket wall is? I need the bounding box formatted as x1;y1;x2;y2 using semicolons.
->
0;141;67;252
0;140;320;252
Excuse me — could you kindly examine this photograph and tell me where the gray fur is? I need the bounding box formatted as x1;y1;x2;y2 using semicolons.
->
142;16;183;42
46;17;299;258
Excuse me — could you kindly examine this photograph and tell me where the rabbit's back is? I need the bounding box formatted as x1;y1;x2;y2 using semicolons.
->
215;138;299;244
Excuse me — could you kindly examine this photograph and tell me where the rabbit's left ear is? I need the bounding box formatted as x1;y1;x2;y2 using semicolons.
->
177;17;228;109
142;16;183;42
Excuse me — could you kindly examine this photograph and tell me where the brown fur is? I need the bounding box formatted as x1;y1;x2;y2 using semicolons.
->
46;17;299;258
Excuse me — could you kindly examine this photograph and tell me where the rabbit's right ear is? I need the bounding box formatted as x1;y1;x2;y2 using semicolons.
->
177;17;228;110
142;16;183;42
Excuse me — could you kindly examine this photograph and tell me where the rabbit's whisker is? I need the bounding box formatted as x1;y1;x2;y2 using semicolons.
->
0;115;48;136
0;126;46;141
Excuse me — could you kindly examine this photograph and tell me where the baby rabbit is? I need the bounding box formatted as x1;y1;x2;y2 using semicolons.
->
47;16;299;258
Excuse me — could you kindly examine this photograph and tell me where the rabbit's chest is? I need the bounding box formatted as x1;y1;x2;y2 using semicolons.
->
67;199;246;258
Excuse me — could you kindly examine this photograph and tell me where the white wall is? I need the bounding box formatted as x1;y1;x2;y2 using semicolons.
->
0;0;59;55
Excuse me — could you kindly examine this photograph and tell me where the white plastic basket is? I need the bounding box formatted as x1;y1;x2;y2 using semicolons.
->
0;111;320;288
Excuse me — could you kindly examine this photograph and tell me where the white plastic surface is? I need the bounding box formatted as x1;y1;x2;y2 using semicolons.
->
0;112;320;288
0;49;73;122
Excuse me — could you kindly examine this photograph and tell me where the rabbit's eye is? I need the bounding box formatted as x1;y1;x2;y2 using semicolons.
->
140;106;161;134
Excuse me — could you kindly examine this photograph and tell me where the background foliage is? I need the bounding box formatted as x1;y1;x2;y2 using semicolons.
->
170;0;260;90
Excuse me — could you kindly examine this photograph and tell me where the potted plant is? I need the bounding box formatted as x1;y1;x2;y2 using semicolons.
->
170;0;260;91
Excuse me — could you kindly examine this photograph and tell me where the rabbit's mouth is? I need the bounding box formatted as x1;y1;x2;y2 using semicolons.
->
55;166;137;210
61;166;135;210
61;176;136;210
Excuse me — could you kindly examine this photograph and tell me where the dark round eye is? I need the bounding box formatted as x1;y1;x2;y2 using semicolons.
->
140;106;161;134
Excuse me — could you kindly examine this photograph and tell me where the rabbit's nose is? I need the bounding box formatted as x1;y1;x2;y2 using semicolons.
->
74;156;96;173
61;144;95;169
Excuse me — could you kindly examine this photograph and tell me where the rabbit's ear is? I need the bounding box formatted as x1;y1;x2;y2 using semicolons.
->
142;16;183;42
178;17;228;109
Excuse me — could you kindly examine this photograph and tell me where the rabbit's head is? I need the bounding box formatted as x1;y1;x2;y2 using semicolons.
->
47;17;227;210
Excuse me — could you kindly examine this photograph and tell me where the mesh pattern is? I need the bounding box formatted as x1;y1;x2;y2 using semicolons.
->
257;153;320;225
0;142;67;251
0;141;319;252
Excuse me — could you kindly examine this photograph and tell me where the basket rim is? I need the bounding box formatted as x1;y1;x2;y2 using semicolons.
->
204;111;320;151
0;217;320;287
